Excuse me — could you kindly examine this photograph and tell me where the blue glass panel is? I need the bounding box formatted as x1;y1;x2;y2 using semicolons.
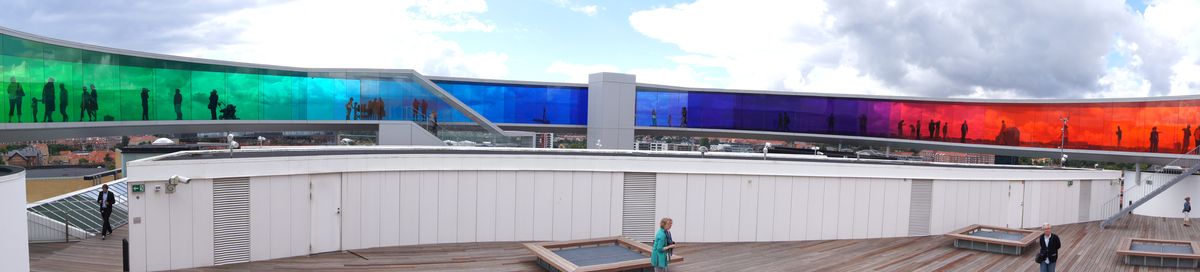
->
433;80;587;125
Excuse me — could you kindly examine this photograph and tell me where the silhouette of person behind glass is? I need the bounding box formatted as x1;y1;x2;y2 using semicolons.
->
827;114;835;133
1150;127;1160;152
345;97;354;120
651;108;657;126
30;96;40;123
1116;126;1123;147
173;89;183;120
680;107;688;127
207;89;219;120
909;124;915;138
89;84;98;121
6;76;24;123
942;122;948;141
140;88;150;120
916;120;922;139
79;86;88;122
58;83;68;122
897;120;905;137
42;77;56;122
1194;126;1200;154
859;114;868;135
961;121;968;143
1184;125;1193;153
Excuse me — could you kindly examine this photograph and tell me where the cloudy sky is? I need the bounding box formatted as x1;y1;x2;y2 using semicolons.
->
1;0;1198;99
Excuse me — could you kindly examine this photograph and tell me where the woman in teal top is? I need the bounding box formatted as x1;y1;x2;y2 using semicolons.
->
651;217;676;271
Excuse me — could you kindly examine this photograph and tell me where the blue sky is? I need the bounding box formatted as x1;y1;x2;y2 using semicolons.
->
444;1;693;81
1;0;1198;99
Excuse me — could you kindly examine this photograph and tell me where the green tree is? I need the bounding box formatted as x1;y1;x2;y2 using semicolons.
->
103;154;115;170
77;158;89;165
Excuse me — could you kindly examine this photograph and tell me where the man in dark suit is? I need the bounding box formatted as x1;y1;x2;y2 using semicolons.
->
1036;223;1061;271
96;184;116;239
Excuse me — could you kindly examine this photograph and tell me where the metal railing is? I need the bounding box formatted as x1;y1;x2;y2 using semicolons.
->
1100;147;1200;228
27;179;129;242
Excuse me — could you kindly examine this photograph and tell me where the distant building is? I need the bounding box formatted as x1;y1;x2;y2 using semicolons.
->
917;150;995;164
535;133;555;148
635;141;669;151
4;146;44;167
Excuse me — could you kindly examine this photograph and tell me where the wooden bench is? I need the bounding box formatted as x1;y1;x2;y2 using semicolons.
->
945;224;1040;255
524;236;683;272
1116;238;1200;268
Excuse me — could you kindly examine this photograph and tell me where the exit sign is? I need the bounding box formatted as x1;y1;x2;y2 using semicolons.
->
132;184;144;193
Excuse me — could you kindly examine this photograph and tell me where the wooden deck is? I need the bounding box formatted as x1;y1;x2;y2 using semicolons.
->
29;226;126;272
32;215;1200;271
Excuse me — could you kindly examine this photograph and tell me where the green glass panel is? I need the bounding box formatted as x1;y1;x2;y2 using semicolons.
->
120;66;154;121
226;72;263;120
44;59;81;122
306;76;338;120
191;70;225;120
2;35;45;123
263;74;302;120
82;50;121;122
155;68;191;121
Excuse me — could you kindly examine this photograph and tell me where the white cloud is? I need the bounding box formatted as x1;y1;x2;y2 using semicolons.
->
174;0;508;79
551;0;600;16
627;0;1200;98
1142;0;1200;96
545;61;618;83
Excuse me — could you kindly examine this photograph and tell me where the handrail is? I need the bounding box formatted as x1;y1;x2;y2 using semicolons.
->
1101;146;1200;228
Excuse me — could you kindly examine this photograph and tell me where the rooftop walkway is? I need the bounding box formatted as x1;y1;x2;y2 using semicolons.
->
29;226;126;272
31;215;1200;271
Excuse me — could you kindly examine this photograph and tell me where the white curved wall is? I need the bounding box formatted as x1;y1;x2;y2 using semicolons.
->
1125;171;1200;218
124;148;1123;271
0;169;30;272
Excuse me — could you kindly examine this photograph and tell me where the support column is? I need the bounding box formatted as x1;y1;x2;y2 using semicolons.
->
587;73;636;150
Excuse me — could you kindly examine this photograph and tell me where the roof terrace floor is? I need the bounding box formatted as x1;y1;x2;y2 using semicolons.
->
32;215;1200;271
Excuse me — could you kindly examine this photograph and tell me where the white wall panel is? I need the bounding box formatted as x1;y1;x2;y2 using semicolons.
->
773;177;793;241
418;171;439;244
533;172;554;241
169;174;195;268
738;176;759;241
755;177;775;242
340;173;360;250
380;172;401;246
248;177;270;261
437;171;459;243
399;172;421;245
288;175;309;257
361;172;382;249
144;178;173;271
702;175;723;242
721;175;741;242
852;180;870;238
552;171;573;241
820;178;838;240
515;172;536;241
610;173;624;237
571;172;593;240
269;177;292;258
458;171;478;243
867;179;885;238
496;171;517;241
591;172;613;238
476;171;498;242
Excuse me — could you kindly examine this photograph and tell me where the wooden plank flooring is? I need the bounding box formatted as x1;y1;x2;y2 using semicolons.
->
30;226;126;272
32;215;1200;271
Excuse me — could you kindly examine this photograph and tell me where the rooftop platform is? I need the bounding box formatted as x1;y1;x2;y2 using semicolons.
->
16;215;1144;271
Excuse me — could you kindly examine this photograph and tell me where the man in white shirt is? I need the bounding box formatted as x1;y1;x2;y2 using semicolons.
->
96;184;116;239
